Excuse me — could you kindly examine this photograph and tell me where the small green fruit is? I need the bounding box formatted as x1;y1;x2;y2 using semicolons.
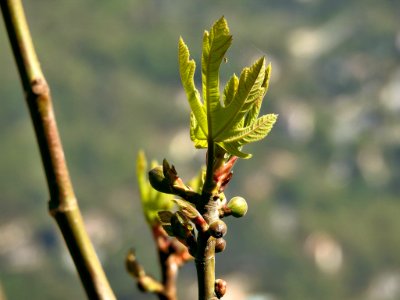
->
227;196;248;218
208;220;227;238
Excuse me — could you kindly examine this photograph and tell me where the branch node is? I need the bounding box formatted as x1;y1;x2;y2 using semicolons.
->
48;197;78;217
31;78;49;96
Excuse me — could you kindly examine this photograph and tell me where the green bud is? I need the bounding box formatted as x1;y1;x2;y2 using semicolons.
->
171;212;193;240
148;166;171;194
208;220;227;238
158;211;173;224
170;214;185;239
227;196;248;218
215;238;226;253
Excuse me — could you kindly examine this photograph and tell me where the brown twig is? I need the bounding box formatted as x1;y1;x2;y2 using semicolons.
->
1;1;115;299
126;225;192;300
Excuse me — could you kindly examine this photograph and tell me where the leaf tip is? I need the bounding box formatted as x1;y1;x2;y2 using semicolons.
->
136;150;147;173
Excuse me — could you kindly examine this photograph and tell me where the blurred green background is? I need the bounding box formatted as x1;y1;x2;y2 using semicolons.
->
1;0;400;299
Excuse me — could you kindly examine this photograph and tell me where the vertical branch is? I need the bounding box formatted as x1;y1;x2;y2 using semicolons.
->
196;232;216;300
1;1;116;299
202;141;216;198
196;141;222;300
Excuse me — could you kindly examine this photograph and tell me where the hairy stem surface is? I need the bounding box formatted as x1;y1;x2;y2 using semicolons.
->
1;1;115;299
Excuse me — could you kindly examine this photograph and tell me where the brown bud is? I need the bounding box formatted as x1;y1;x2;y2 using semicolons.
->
137;280;146;292
208;220;227;238
215;238;226;253
215;279;227;298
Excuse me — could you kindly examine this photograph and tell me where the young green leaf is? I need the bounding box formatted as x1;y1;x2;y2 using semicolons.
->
220;141;252;159
136;152;174;225
201;17;232;138
136;151;149;202
178;37;207;138
244;63;272;127
190;113;208;148
187;168;205;193
222;74;239;107
222;114;278;144
212;57;266;141
179;17;277;158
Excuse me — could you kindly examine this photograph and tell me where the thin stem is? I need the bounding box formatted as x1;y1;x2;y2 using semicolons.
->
153;225;179;300
196;140;222;300
203;140;215;197
1;1;115;299
127;225;193;300
196;231;216;300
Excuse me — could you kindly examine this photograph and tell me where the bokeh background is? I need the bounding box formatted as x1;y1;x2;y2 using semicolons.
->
1;0;400;299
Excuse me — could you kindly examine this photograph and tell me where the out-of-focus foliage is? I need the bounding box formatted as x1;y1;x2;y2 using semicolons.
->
136;151;174;225
1;1;400;299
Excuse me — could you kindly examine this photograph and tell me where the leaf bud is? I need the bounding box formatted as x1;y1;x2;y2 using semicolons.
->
208;220;227;238
148;166;171;194
215;238;226;253
215;279;227;298
227;196;248;218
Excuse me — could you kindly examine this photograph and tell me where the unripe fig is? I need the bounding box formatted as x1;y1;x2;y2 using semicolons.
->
208;220;227;238
227;196;248;218
215;238;226;253
215;279;227;298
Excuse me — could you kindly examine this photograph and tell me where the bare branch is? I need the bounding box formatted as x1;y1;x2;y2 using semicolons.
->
1;1;116;299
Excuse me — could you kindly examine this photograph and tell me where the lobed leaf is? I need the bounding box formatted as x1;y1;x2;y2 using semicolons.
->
179;17;277;158
201;17;232;138
222;74;239;107
244;63;272;127
220;141;252;159
190;113;208;148
178;37;207;137
212;57;266;141
223;114;278;144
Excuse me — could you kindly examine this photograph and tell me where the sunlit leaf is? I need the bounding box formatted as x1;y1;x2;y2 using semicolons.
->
222;74;239;107
201;17;232;138
244;63;272;126
179;17;277;158
179;37;207;138
213;57;266;141
223;114;278;144
190;113;208;148
220;141;252;159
